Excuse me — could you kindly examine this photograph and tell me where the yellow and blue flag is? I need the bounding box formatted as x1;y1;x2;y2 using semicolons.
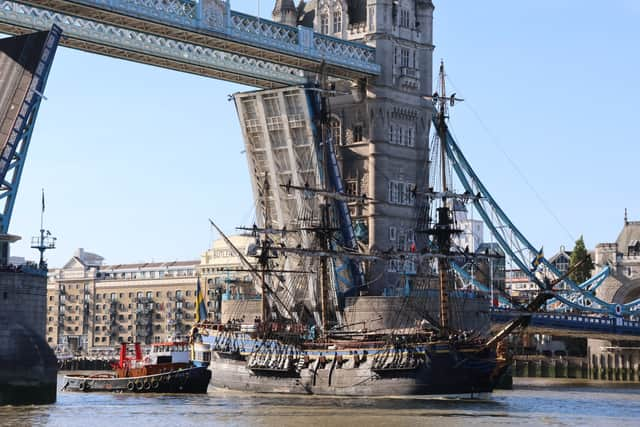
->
195;276;207;323
531;247;544;269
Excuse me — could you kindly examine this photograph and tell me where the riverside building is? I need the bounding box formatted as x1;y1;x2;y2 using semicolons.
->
46;237;257;356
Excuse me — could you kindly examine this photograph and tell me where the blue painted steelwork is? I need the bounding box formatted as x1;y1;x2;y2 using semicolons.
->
304;88;363;296
491;310;640;339
1;0;379;81
0;1;306;87
438;117;640;315
0;25;62;233
450;262;513;308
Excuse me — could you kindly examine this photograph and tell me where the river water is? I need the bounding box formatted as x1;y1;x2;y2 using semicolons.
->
1;377;639;426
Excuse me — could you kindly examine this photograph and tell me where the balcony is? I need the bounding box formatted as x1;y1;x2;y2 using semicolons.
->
398;67;420;91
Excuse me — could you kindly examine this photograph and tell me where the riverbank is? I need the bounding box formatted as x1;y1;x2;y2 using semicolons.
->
511;356;640;382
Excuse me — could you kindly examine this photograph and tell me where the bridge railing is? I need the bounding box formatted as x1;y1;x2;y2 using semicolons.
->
492;310;640;336
65;0;380;75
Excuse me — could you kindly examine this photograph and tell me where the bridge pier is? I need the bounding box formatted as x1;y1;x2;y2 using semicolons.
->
629;352;640;381
590;354;598;380
555;359;567;378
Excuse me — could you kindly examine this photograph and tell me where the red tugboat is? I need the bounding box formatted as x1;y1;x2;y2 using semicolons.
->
63;341;211;394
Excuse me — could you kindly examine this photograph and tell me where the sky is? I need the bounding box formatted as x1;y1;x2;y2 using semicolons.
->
3;1;640;268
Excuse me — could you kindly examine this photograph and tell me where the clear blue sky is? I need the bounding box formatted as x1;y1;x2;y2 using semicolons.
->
4;1;640;267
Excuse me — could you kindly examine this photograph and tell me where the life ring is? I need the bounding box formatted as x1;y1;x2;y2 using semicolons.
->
143;381;151;391
78;381;86;391
151;380;160;390
135;380;144;391
127;381;135;391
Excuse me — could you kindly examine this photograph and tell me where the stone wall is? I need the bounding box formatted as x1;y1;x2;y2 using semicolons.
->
342;295;491;333
0;271;57;404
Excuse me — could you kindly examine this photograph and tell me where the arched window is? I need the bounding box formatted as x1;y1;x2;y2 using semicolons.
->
330;117;342;145
320;13;329;34
333;10;342;33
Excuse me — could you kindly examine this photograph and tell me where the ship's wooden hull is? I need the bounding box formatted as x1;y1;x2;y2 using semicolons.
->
208;348;510;396
63;366;210;394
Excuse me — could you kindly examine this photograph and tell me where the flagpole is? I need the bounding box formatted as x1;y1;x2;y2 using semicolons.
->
40;188;44;231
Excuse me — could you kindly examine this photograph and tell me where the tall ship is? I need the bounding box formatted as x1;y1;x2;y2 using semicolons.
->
196;62;547;396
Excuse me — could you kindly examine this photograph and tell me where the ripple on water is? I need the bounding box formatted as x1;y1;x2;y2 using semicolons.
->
1;376;639;427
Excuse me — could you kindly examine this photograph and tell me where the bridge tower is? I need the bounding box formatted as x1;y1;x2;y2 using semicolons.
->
274;0;435;294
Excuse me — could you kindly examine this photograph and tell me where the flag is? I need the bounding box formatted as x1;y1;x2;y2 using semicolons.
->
41;189;45;213
531;247;544;269
195;276;207;323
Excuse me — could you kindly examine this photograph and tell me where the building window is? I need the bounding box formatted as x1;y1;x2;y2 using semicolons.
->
353;125;363;142
330;117;342;145
368;6;375;30
333;10;342;33
388;180;415;206
345;180;357;196
400;48;409;67
389;121;415;147
400;9;410;28
389;227;397;241
320;13;329;34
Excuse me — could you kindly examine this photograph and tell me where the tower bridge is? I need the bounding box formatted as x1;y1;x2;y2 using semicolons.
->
1;0;640;353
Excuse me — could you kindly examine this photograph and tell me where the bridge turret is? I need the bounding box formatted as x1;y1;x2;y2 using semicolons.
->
595;243;618;268
272;0;298;27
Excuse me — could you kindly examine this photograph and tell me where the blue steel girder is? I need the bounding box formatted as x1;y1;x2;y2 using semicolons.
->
4;0;379;84
0;25;62;233
450;262;513;308
438;119;640;315
0;1;306;88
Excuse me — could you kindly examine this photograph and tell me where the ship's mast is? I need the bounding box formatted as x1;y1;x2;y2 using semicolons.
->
259;174;271;325
434;61;456;332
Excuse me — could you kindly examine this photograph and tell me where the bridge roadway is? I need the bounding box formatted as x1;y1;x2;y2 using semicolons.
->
491;310;640;342
0;0;379;88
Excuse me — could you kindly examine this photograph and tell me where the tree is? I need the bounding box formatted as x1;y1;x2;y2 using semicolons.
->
569;235;594;283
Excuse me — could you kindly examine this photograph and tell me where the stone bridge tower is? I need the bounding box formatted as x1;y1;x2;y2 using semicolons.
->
589;218;640;380
274;0;435;294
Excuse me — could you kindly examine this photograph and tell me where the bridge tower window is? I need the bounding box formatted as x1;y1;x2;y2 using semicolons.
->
320;14;329;34
333;11;342;33
330;117;342;145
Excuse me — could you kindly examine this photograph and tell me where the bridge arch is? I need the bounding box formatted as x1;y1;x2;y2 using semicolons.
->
596;274;640;305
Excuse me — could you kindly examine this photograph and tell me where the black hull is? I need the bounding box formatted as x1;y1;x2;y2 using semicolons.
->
63;366;211;394
208;351;510;397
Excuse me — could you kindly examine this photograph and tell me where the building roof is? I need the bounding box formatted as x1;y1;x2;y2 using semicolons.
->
100;260;199;271
616;221;640;252
548;249;572;264
297;0;316;28
273;0;296;14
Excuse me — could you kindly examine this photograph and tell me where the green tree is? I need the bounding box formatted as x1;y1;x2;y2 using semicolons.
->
569;235;594;283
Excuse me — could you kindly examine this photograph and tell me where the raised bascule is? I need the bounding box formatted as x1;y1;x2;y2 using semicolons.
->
0;0;639;402
0;26;61;405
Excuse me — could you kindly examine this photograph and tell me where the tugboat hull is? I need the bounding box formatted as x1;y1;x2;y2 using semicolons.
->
63;366;211;394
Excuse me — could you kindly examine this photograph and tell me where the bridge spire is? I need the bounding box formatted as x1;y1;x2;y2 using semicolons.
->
272;0;298;26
